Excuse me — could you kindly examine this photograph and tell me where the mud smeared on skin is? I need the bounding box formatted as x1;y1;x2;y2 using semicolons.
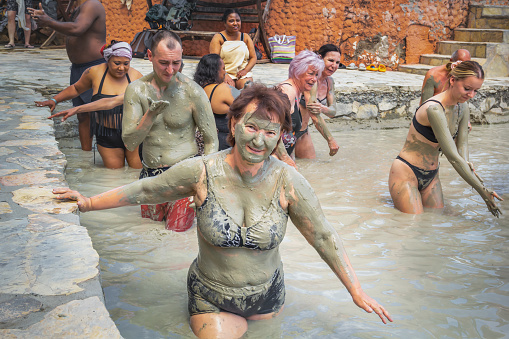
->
122;71;218;168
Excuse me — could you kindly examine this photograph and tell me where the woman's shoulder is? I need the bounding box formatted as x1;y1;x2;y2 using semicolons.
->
87;62;107;78
128;67;143;80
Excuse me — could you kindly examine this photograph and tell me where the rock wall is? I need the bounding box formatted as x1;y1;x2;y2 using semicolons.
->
101;0;509;67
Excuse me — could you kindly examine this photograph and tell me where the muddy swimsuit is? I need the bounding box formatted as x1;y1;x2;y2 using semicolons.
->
188;151;288;317
280;84;302;155
296;80;329;141
397;99;454;191
90;68;131;149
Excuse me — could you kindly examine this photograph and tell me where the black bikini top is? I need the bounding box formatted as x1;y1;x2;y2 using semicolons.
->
219;32;244;42
197;151;288;250
412;99;444;143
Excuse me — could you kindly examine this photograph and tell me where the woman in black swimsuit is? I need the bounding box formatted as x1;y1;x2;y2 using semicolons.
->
297;44;341;158
193;53;240;151
36;41;143;169
274;50;324;165
54;84;392;338
388;60;502;216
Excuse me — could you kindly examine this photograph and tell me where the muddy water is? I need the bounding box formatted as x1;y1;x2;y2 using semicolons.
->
60;124;509;338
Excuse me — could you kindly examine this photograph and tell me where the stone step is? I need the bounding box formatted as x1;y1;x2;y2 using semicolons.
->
438;41;491;58
454;28;509;43
397;64;431;76
419;54;487;66
468;5;509;29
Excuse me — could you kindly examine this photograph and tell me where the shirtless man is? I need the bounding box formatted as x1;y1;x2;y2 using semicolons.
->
420;49;471;104
29;0;106;151
122;30;218;231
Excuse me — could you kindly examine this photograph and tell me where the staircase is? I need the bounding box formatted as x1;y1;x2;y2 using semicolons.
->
399;4;509;78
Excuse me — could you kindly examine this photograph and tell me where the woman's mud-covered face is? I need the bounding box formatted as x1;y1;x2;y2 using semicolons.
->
234;102;281;164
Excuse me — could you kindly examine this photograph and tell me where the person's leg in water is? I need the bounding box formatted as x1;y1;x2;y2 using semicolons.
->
388;158;424;214
77;112;93;151
125;146;142;169
420;176;444;209
294;130;316;159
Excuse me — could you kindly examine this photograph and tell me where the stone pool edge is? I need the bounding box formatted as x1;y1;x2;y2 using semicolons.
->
0;102;122;337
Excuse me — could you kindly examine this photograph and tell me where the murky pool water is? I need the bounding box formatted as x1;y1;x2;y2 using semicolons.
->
60;123;509;338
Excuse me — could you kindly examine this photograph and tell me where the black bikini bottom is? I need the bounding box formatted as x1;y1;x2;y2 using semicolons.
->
295;127;308;141
396;156;439;191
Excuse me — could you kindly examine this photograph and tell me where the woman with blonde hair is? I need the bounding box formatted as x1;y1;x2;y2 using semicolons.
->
388;60;502;216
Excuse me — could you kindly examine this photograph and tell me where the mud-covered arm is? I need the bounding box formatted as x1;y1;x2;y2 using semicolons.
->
285;169;392;323
54;157;204;211
122;84;163;151
192;88;218;155
455;103;470;161
420;73;436;105
323;78;337;118
274;140;297;168
428;105;502;217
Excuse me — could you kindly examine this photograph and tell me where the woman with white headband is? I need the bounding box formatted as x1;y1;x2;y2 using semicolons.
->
388;60;502;216
36;40;143;169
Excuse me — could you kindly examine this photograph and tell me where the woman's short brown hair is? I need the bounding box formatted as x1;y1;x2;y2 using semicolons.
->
227;83;292;147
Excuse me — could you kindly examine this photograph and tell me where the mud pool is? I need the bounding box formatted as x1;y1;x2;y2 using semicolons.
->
59;124;509;338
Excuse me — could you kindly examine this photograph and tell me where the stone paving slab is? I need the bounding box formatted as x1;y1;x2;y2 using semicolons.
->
0;49;120;336
0;47;507;337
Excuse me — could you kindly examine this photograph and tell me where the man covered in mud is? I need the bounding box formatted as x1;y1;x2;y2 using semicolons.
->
122;30;218;231
29;0;107;151
420;49;471;104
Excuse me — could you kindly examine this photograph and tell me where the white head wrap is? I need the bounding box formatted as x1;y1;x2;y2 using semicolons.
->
103;42;132;61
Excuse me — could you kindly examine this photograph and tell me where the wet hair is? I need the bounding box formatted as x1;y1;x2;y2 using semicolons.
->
222;8;241;22
227;83;292;147
317;44;341;59
446;60;484;80
150;30;182;54
288;50;324;80
194;54;223;87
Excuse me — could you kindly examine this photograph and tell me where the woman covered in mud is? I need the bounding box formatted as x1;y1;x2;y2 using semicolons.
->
388;60;502;216
297;44;341;158
54;84;392;338
209;8;256;90
35;41;143;169
193;53;240;151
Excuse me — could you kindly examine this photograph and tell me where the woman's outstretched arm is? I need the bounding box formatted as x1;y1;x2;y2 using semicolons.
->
54;157;205;212
284;168;393;324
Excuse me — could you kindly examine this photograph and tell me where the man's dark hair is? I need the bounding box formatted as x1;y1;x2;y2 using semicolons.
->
150;30;182;54
194;54;223;87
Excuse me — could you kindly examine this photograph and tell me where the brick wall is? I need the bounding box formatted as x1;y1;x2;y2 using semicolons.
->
101;0;509;68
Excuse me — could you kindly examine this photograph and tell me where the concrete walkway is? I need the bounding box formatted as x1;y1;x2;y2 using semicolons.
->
0;48;507;337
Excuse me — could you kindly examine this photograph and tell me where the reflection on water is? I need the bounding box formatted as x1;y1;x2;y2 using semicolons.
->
61;124;509;338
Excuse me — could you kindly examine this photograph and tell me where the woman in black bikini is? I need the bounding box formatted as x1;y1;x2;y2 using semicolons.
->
53;84;392;338
36;41;143;169
297;44;341;158
193;53;240;151
388;60;502;216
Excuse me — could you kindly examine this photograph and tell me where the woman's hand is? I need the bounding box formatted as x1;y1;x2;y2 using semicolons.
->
307;102;326;115
35;100;56;112
328;138;339;156
483;188;503;217
48;107;79;121
351;288;393;324
225;74;235;87
53;188;92;212
236;69;248;79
